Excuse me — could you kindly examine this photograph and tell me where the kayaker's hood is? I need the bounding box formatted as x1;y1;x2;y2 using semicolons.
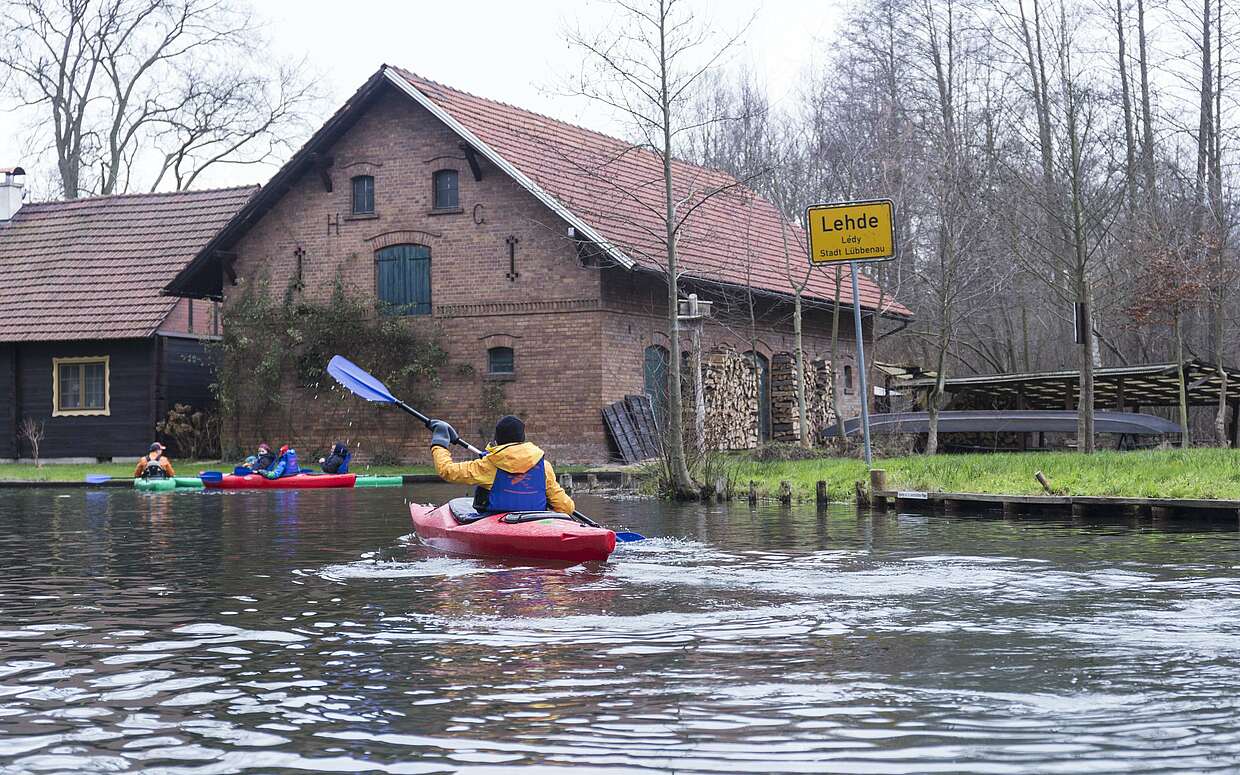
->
485;441;545;474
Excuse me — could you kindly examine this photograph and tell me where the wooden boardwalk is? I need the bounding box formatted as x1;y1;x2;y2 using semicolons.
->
873;489;1240;521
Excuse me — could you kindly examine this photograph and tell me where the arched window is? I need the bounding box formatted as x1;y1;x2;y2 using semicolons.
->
843;364;854;394
488;346;514;375
643;345;670;431
432;169;459;210
375;244;431;315
351;175;374;214
744;351;771;442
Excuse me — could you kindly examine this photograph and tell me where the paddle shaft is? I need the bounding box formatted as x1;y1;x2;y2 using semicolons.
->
391;399;484;456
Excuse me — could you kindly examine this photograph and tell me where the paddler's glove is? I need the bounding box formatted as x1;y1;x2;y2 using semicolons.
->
429;420;459;449
263;470;279;480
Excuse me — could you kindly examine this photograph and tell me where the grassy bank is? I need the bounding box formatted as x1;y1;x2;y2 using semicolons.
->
726;448;1240;503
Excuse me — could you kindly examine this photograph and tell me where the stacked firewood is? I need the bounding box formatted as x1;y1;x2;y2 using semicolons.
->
696;345;759;450
771;353;836;443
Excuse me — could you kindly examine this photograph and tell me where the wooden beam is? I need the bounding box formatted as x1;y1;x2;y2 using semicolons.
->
459;142;483;181
219;250;238;285
310;152;334;192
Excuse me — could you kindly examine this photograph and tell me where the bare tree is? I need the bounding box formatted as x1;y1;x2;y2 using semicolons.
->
0;0;319;198
18;417;45;468
564;0;753;498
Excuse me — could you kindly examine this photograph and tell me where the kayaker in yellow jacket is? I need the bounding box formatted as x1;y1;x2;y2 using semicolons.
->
429;415;574;514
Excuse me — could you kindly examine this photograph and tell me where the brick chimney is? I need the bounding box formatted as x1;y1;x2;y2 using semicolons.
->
0;167;26;220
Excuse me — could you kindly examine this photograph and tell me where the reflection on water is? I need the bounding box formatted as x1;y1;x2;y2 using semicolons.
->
1;485;1239;773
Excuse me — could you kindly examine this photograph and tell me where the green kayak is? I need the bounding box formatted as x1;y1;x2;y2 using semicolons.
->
354;475;404;488
134;477;204;492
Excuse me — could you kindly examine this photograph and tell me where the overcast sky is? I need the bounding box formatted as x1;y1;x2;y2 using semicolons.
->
3;0;846;194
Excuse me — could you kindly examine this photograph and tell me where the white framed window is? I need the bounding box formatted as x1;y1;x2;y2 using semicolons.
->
53;356;110;416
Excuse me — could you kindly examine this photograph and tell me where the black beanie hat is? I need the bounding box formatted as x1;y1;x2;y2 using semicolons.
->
494;415;525;445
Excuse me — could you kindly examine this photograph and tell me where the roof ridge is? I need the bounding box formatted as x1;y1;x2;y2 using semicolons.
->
389;66;744;183
22;184;260;208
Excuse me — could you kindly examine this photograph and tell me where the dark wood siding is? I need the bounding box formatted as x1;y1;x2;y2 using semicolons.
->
157;335;216;418
0;344;14;459
15;339;155;460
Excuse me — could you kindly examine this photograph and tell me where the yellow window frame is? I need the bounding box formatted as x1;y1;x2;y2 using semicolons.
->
52;356;111;417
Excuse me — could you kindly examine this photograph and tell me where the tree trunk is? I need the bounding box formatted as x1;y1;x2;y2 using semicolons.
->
1137;0;1157;201
1211;0;1228;446
1116;0;1137;213
1176;316;1191;448
691;318;705;456
926;344;949;456
658;5;697;500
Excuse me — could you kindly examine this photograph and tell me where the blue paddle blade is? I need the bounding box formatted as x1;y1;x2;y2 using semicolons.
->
232;466;251;476
200;471;223;483
327;355;397;404
615;532;645;543
85;475;111;484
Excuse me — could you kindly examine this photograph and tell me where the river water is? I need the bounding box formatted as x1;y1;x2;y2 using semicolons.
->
0;484;1238;773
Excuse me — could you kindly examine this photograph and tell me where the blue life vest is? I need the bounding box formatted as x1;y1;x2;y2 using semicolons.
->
487;456;548;512
273;449;301;477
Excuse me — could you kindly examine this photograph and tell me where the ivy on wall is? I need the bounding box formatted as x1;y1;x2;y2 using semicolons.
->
209;276;448;459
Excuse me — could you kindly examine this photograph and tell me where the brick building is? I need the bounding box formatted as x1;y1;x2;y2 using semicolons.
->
0;172;255;461
166;66;910;463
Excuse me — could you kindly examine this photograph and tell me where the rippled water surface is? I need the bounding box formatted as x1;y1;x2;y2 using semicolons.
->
1;484;1239;773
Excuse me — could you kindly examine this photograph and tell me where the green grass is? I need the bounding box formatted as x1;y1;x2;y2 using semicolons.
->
726;448;1240;503
0;459;600;483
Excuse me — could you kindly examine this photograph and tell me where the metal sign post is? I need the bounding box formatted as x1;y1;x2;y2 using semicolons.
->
805;199;898;469
850;262;873;466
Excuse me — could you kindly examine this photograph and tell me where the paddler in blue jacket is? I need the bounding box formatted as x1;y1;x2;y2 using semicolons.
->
263;444;301;479
428;415;574;514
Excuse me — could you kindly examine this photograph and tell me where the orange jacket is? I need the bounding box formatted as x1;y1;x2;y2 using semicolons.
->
134;454;175;478
431;441;574;514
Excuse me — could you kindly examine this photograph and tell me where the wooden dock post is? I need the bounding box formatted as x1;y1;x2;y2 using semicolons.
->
855;480;870;508
560;473;574;495
587;473;599;491
778;480;793;505
870;469;888;510
1035;470;1053;494
620;471;633;490
748;480;758;505
816;480;828;507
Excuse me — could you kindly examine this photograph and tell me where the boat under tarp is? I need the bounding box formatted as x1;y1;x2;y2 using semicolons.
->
823;410;1183;438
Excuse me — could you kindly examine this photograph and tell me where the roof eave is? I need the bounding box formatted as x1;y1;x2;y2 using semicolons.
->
163;71;392;300
631;264;913;319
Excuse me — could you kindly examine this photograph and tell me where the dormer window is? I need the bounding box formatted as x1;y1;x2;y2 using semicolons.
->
351;175;374;214
433;169;459;210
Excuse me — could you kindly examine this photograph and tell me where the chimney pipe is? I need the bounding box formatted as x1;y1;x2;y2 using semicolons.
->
0;167;26;221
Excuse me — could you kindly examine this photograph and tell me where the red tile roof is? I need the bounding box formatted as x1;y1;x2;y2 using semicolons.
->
0;186;257;342
391;67;910;317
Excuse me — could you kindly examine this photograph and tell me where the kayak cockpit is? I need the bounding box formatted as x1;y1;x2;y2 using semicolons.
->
447;496;576;525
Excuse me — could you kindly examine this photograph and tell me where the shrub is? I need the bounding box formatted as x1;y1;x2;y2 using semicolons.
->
156;404;220;459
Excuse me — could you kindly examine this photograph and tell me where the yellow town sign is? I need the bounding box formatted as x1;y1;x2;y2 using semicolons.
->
806;199;897;265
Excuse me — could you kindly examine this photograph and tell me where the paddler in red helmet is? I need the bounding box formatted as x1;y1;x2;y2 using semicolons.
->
428;415;574;514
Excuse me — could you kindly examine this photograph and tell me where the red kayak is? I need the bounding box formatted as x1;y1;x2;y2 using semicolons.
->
204;473;357;490
410;498;616;563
